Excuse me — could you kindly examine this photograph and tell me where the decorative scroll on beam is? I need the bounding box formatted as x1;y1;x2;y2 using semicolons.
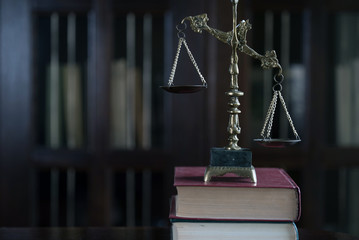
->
181;14;283;74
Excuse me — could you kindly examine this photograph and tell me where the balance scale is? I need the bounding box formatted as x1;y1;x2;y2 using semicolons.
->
161;0;301;183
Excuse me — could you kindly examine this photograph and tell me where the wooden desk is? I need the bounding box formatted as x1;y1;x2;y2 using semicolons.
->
0;227;358;240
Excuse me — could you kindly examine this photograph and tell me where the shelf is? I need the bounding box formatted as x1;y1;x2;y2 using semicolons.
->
32;0;91;13
106;149;170;171
31;147;170;171
31;148;89;169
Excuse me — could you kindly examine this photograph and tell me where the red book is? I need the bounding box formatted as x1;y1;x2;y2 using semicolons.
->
173;166;301;222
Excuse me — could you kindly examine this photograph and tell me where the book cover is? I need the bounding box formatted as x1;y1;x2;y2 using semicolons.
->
172;221;299;240
174;167;301;222
170;195;299;240
174;167;300;189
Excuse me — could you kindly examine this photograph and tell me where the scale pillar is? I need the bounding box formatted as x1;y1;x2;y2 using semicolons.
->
226;0;242;151
203;0;256;183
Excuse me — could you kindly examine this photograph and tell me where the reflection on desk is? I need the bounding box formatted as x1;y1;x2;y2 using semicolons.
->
0;227;358;240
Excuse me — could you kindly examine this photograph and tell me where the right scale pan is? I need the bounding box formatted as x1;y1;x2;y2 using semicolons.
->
253;138;301;148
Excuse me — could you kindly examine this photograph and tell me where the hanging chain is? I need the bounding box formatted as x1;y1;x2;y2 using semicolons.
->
260;91;278;139
167;22;207;87
278;91;300;140
182;39;207;86
260;73;300;140
168;38;184;86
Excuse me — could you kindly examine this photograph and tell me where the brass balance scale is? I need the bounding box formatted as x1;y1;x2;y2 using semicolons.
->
161;0;301;183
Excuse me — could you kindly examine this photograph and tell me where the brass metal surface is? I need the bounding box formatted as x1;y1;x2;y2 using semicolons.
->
204;165;257;183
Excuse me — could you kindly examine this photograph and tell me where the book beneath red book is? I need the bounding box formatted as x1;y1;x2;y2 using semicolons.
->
169;196;299;240
173;166;301;222
171;220;299;240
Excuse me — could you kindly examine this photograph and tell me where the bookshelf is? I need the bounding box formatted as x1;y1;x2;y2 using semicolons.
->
31;0;170;227
1;0;359;236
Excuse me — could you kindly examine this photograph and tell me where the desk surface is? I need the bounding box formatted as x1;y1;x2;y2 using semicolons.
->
0;227;358;240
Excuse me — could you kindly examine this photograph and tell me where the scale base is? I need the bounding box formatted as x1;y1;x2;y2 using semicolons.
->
204;165;257;183
204;147;257;183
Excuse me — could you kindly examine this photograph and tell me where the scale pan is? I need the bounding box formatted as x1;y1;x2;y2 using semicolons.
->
160;85;207;94
253;138;301;148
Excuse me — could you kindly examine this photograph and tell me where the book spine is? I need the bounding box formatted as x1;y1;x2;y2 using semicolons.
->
126;13;136;149
110;59;127;148
142;14;152;149
335;13;355;146
292;221;299;240
63;64;83;148
64;13;84;149
46;13;62;148
278;169;301;221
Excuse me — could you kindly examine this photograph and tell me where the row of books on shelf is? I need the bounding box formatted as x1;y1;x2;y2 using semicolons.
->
169;167;301;240
46;63;84;149
45;59;150;149
110;59;151;150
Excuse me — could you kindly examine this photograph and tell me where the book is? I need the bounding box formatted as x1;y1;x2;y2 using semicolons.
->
174;166;301;222
134;67;144;148
335;63;352;146
110;60;144;149
110;59;128;148
63;63;83;149
126;14;136;150
63;14;83;149
170;197;299;240
171;221;299;240
46;62;62;148
46;13;62;148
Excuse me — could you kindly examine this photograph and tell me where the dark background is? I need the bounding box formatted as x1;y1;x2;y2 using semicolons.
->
0;0;359;236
